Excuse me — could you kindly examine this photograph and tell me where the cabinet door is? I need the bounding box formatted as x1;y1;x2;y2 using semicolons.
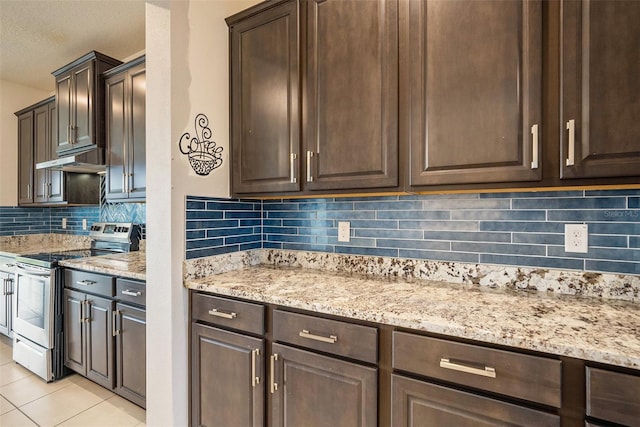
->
230;0;300;194
391;375;560;427
34;104;50;203
191;323;264;427
561;0;640;178
409;0;542;186
115;303;146;408
56;73;73;152
305;0;398;190
17;111;34;205
105;72;128;199
64;289;85;374
72;62;95;150
271;343;377;427
47;102;64;202
128;65;146;199
86;294;114;389
0;273;12;337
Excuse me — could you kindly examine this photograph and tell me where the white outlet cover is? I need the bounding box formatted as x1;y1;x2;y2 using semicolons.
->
338;221;350;242
82;219;87;230
61;218;67;229
564;224;588;253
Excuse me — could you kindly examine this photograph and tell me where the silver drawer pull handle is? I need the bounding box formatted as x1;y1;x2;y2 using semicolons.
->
251;349;260;388
208;308;237;319
299;329;337;344
270;353;278;394
121;290;142;297
439;358;496;378
76;280;96;286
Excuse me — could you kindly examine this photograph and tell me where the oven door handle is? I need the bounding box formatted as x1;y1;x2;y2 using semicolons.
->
15;263;51;277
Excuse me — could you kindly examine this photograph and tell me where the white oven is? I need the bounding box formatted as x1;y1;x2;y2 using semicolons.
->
13;263;55;348
12;262;57;381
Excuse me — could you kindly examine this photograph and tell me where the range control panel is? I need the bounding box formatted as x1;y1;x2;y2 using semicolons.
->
89;222;138;242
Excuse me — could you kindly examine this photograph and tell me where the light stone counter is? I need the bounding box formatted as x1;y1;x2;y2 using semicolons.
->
59;250;146;281
186;262;640;370
0;234;91;257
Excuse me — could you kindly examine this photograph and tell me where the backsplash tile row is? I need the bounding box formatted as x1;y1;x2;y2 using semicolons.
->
1;203;146;238
186;190;640;275
185;197;261;259
0;206;50;235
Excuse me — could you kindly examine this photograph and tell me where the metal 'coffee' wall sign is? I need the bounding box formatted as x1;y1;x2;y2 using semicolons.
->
179;113;223;176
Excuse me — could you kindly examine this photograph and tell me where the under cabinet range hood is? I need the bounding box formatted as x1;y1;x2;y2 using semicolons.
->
36;148;105;173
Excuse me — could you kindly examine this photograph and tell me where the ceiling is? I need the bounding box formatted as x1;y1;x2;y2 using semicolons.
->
0;0;146;92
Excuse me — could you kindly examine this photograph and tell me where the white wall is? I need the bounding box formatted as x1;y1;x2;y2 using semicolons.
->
0;80;50;205
145;0;259;424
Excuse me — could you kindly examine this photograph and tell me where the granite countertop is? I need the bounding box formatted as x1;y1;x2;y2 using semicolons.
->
59;250;146;281
186;265;640;370
0;234;92;257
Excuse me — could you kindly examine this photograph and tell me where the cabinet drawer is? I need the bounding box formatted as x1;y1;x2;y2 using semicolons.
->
393;331;562;408
273;310;377;364
65;269;114;297
191;293;264;336
587;367;640;425
116;279;146;307
392;374;560;427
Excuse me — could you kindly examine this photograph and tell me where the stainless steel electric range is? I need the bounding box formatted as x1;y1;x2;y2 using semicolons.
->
12;222;140;382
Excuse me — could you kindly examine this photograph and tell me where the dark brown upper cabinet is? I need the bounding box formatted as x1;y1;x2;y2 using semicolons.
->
304;0;398;191
16;97;66;206
53;51;121;156
227;0;301;194
104;57;146;201
33;100;64;203
560;0;640;179
17;110;35;205
408;0;542;187
227;0;399;195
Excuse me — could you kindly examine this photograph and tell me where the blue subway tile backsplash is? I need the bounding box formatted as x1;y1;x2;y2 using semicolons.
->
185;197;261;260
1;202;146;238
187;190;640;275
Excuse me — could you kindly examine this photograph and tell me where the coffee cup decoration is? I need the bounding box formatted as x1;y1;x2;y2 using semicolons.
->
179;113;223;176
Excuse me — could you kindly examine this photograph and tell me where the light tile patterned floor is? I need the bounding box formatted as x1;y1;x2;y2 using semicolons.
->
0;335;145;427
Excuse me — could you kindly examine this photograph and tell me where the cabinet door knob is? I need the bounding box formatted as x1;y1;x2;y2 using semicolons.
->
566;119;575;166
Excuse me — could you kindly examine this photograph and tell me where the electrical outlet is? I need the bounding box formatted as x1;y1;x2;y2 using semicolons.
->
338;221;350;242
61;218;67;229
565;224;588;253
82;219;87;231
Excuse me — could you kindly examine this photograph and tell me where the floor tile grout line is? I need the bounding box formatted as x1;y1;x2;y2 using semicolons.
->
52;394;114;427
1;378;77;410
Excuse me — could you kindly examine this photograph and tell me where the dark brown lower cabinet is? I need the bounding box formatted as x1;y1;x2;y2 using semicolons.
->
191;323;264;427
270;343;377;427
586;367;640;426
63;288;115;390
115;303;146;408
64;272;146;408
391;375;560;427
